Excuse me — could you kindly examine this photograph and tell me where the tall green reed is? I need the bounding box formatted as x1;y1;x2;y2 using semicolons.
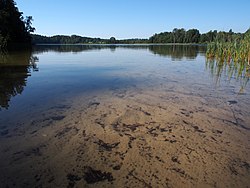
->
206;32;250;92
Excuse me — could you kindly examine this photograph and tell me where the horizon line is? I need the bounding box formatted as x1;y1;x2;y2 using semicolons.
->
32;28;249;40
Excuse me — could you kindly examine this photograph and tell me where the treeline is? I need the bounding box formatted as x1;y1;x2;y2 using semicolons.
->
149;28;247;44
32;34;109;44
0;0;35;49
32;28;249;45
31;34;149;44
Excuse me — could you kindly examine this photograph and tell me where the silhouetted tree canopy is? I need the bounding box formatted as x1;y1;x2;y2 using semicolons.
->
109;37;116;44
0;0;35;49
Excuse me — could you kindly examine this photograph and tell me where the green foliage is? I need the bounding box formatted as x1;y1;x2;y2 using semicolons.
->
109;37;116;44
150;28;201;43
24;16;35;33
31;27;248;46
31;34;109;44
172;28;185;43
119;38;149;44
0;0;35;49
31;34;149;44
150;28;245;44
185;29;200;43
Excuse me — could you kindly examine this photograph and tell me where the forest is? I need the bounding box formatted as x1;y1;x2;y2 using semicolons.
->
31;29;247;45
149;28;245;43
31;35;149;44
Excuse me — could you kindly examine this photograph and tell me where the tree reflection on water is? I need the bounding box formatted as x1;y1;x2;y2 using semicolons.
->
0;50;38;109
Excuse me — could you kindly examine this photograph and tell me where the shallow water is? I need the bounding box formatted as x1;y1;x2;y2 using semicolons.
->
0;45;249;187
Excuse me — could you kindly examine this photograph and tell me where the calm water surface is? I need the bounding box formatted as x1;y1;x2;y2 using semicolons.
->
1;45;248;112
0;45;249;187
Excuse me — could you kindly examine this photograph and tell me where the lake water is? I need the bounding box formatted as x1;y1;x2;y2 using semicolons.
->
0;45;249;187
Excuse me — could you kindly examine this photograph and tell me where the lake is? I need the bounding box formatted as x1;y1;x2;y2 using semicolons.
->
0;45;249;187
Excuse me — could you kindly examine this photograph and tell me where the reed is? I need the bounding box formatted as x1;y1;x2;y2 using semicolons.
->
206;31;250;92
206;31;250;65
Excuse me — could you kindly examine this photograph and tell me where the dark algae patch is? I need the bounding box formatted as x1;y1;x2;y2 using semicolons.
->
227;100;238;105
172;156;181;164
88;101;100;107
83;166;114;184
67;174;81;188
51;115;65;121
113;164;122;170
67;174;81;181
0;129;9;136
94;139;120;152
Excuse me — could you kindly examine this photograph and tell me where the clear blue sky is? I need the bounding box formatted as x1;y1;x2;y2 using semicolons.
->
15;0;250;39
